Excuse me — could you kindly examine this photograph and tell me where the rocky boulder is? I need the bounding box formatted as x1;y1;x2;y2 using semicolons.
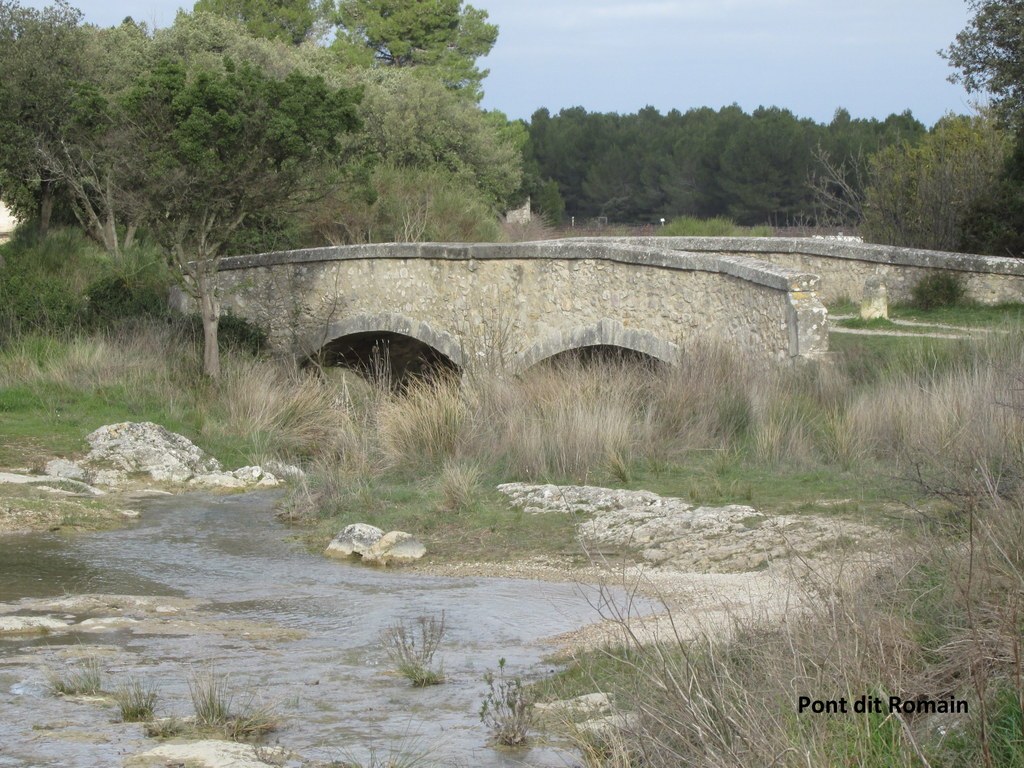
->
84;422;222;483
35;422;301;491
363;531;427;565
325;524;425;565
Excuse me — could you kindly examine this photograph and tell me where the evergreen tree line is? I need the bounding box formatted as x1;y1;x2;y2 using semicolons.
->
522;104;925;227
521;104;1017;255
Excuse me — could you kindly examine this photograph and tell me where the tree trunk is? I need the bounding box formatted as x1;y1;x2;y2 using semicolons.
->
38;181;54;238
124;223;137;250
102;210;120;257
200;287;221;380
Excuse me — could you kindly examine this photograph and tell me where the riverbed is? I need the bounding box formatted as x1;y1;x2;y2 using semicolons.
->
0;491;645;767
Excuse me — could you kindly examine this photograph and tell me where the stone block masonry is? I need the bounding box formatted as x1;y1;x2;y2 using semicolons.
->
617;236;1024;305
213;240;828;370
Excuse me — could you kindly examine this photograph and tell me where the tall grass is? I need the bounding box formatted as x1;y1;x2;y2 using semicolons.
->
7;317;1023;494
556;473;1024;767
660;215;773;237
0;323;358;467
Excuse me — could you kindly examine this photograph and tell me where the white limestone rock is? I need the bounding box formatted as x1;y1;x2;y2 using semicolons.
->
262;460;305;481
860;277;888;320
326;525;426;565
0;615;70;634
497;482;880;573
535;692;612;718
84;422;221;483
44;458;88;482
326;523;384;558
577;712;641;740
190;472;248;489
362;530;427;565
125;739;291;768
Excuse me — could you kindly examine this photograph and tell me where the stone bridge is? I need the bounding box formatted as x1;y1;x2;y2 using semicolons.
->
214;239;828;376
212;237;1024;377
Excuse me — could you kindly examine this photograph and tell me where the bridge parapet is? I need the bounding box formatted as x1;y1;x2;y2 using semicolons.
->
607;236;1024;305
216;239;828;372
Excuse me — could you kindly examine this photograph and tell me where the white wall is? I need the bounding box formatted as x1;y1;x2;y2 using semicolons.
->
0;201;17;237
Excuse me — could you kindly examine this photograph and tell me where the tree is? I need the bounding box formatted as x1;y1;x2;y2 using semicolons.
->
0;0;87;234
862;113;1009;251
348;68;521;206
192;0;333;45
333;0;497;97
943;0;1024;124
718;107;815;225
124;58;361;378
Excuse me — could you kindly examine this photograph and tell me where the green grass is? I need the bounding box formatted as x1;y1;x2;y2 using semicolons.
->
889;300;1024;326
827;299;1024;329
188;669;278;740
659;215;773;237
307;470;587;564
49;658;104;696
114;677;158;722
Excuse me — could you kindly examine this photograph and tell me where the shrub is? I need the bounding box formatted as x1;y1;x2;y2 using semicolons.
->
85;274;169;326
49;657;103;696
173;312;269;357
480;658;535;746
114;677;158;722
661;215;772;237
381;612;447;687
188;668;278;739
911;271;967;310
0;268;85;335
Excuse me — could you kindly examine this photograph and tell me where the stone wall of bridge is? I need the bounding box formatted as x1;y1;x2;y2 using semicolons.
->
213;240;828;370
614;236;1024;305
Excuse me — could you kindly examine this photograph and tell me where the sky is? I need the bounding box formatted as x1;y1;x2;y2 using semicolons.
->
27;0;976;127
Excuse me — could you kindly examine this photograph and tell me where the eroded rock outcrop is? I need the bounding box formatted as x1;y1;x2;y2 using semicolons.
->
326;523;426;565
24;422;303;491
126;739;291;768
85;422;222;483
497;483;881;572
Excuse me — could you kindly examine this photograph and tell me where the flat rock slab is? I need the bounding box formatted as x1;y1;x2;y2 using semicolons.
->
125;740;291;768
0;615;71;634
497;483;882;573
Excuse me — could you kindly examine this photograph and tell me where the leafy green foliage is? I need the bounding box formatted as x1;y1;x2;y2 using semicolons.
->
317;163;501;244
349;69;521;207
943;0;1024;126
661;215;771;237
85;275;168;326
0;228;102;338
0;0;88;230
193;0;331;44
962;130;1024;257
335;0;497;97
123;55;361;376
0;227;177;339
862;113;1010;250
526;103;925;226
910;272;968;311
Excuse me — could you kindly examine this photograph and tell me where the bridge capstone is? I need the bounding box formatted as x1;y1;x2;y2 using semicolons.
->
214;239;830;371
610;236;1024;305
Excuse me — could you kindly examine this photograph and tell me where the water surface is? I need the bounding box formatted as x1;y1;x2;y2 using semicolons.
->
0;491;636;767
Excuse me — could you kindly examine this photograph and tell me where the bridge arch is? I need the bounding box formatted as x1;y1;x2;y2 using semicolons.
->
309;312;464;380
517;319;679;371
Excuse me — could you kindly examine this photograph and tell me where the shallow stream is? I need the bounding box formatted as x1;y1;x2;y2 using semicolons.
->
0;491;640;767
